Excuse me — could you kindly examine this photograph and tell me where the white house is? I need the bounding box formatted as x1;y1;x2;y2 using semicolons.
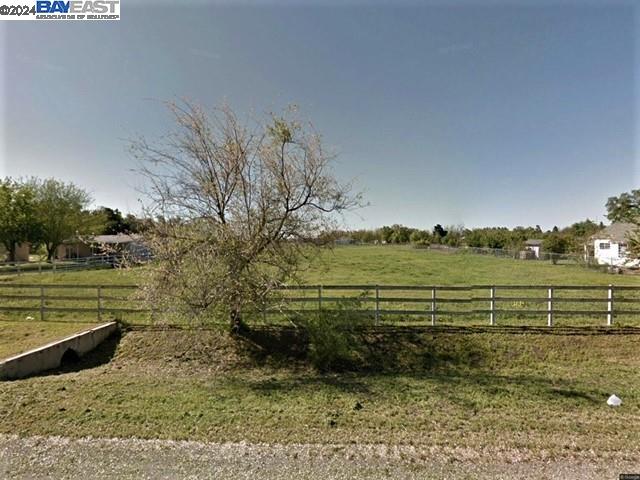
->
590;223;638;267
524;239;543;259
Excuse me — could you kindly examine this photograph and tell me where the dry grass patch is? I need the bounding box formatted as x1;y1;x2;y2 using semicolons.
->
0;320;98;359
1;327;640;458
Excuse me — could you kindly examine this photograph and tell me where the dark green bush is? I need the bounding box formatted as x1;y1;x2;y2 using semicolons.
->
294;296;369;371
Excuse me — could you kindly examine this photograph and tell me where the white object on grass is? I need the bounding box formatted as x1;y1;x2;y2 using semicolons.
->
26;316;34;321
607;394;622;407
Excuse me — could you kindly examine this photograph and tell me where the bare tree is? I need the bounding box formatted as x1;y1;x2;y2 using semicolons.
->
131;102;359;331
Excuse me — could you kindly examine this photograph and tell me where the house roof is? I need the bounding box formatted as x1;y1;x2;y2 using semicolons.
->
591;223;636;243
63;234;141;245
525;239;543;246
91;234;140;244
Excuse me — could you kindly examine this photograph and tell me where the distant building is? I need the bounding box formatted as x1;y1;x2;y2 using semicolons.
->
524;239;543;259
0;242;31;262
334;237;355;245
589;223;637;267
57;234;150;261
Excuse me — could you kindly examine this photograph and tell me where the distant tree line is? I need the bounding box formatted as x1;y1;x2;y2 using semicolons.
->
334;219;605;256
3;177;639;265
0;177;147;261
331;190;640;258
343;224;464;247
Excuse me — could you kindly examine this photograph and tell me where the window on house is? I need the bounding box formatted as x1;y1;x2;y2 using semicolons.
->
599;242;610;250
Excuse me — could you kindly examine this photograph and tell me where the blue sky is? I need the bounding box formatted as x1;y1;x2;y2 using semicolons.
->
0;0;638;230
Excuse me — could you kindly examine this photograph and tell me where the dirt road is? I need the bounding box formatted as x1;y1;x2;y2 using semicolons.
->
1;434;638;479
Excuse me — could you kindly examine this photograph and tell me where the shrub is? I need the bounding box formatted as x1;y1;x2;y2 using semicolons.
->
293;296;368;371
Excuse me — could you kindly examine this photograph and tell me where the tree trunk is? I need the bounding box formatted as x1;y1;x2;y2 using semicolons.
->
6;242;16;263
230;306;246;334
46;243;58;262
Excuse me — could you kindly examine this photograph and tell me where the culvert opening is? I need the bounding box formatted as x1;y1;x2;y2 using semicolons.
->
60;348;80;366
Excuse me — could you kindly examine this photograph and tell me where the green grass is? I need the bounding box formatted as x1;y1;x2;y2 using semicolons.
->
1;328;639;456
0;321;98;359
0;267;142;285
2;245;633;287
301;245;630;285
1;246;639;327
2;248;640;456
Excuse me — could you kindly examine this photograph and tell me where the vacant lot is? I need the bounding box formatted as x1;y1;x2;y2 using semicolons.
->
2;249;640;476
0;321;98;359
302;245;635;286
3;245;638;287
1;246;639;327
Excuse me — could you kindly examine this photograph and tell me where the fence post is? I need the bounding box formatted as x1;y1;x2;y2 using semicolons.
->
431;287;436;326
489;286;496;326
607;284;614;326
53;261;56;273
547;287;553;327
97;286;102;321
318;285;323;312
375;285;380;325
39;286;45;321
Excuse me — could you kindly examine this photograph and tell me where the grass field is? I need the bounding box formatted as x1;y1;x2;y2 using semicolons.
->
302;245;628;285
1;245;639;327
2;245;636;287
1;327;639;458
0;321;98;359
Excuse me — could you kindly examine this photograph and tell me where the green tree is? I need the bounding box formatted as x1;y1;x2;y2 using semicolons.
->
626;229;640;259
0;179;40;262
606;190;640;260
123;213;147;233
433;224;448;243
90;207;143;234
542;233;569;265
560;219;601;253
93;207;126;234
30;178;93;261
409;229;431;245
606;189;640;223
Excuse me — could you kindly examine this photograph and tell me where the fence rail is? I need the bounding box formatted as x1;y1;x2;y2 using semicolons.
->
1;283;640;327
0;255;125;276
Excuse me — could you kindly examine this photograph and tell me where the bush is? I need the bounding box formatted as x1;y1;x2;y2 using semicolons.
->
293;297;368;371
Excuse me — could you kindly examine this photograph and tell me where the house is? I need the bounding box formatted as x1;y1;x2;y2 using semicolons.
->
57;234;151;262
589;223;637;267
0;242;31;262
524;239;543;259
57;239;93;259
335;237;355;245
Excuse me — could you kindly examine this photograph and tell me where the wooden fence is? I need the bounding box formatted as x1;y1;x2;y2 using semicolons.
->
1;283;640;327
0;255;121;276
0;284;144;322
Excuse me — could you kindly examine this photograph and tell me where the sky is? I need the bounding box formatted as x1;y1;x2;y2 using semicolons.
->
0;0;638;230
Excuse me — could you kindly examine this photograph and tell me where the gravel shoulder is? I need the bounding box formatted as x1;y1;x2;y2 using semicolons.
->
1;434;639;480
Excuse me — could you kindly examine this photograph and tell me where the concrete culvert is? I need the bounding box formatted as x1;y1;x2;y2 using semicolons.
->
60;348;81;366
